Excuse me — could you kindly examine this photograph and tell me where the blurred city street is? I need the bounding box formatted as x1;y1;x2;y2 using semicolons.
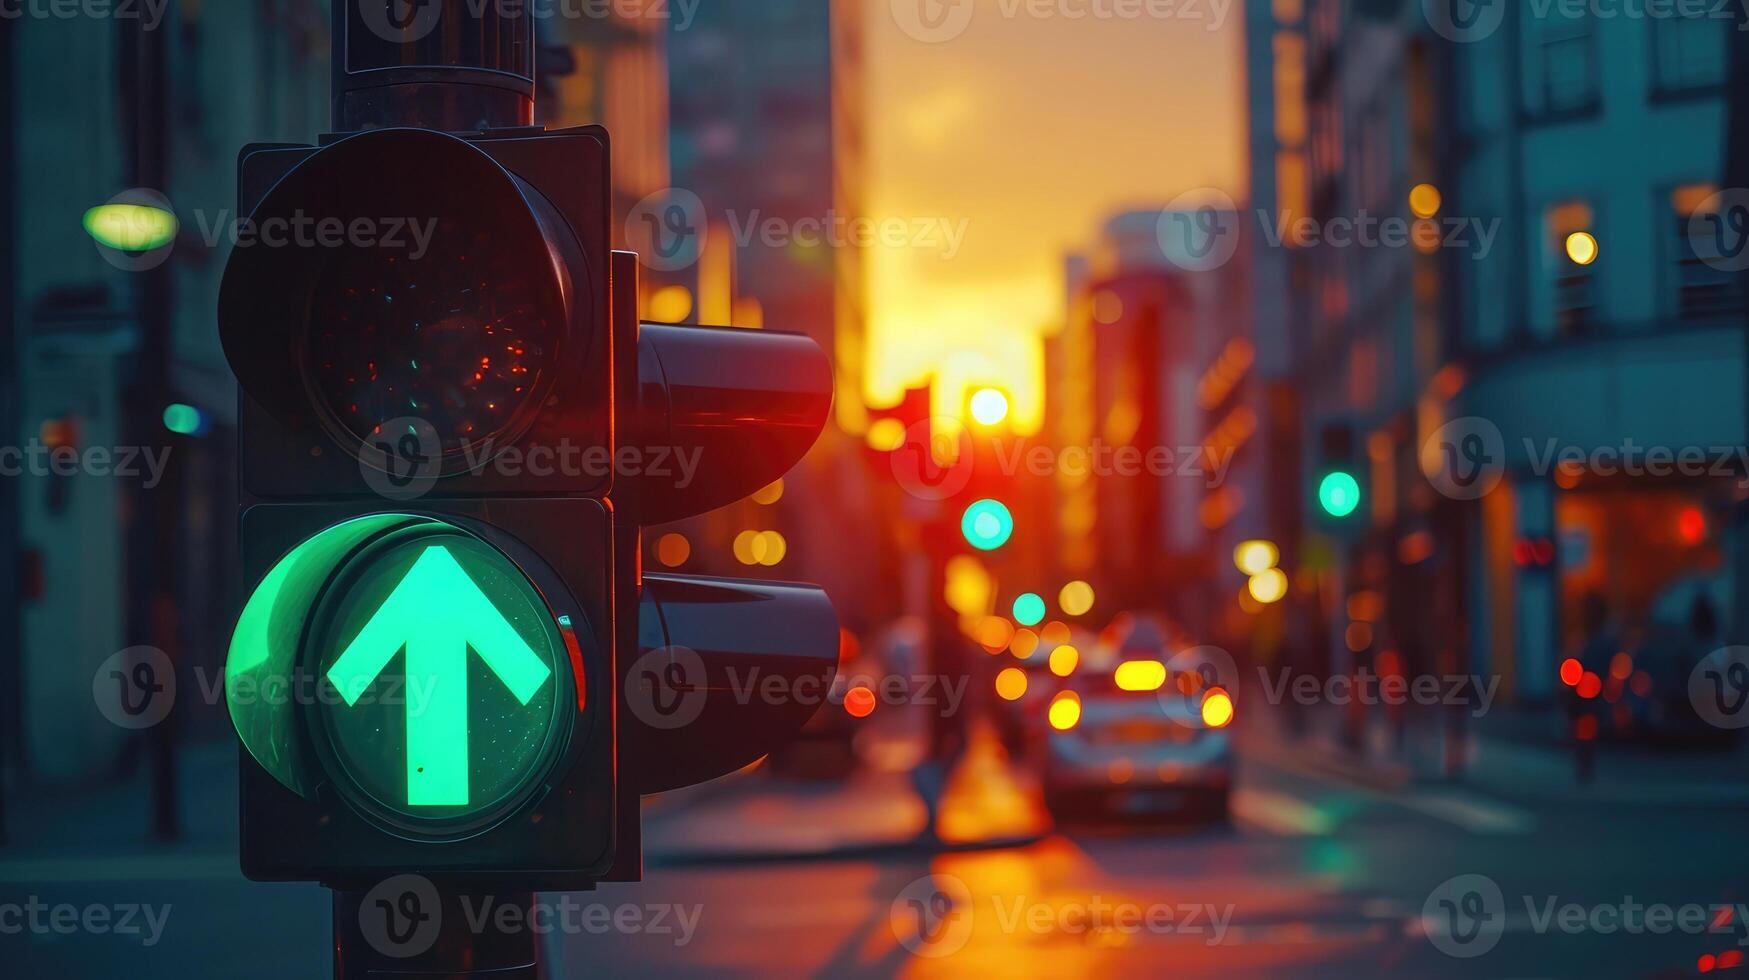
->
8;695;1749;977
8;0;1749;977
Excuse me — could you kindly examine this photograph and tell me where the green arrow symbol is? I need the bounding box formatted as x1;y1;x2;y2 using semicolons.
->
326;544;552;807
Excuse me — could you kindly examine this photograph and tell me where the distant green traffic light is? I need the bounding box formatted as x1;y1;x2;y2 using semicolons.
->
163;403;208;436
83;203;178;252
961;499;1014;551
1318;471;1361;518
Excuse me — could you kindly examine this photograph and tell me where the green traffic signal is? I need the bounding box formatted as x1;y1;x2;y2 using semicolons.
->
962;499;1015;551
1318;471;1362;518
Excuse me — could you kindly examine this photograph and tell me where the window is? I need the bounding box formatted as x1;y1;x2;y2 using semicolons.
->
1668;184;1745;320
1525;17;1600;117
1652;10;1727;95
1545;201;1598;336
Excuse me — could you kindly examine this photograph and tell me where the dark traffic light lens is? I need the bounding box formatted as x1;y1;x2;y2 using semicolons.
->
305;218;559;462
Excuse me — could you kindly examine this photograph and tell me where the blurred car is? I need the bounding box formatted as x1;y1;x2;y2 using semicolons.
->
1040;619;1235;822
1612;574;1738;744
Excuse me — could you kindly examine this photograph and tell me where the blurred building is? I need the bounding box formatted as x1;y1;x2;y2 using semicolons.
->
1245;0;1742;706
5;5;329;785
1053;209;1249;635
537;10;670;229
640;1;876;631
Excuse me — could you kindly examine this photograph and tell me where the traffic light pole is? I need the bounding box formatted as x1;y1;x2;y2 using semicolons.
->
332;888;539;980
324;8;541;977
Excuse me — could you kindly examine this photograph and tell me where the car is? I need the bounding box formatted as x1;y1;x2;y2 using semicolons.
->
1040;618;1235;822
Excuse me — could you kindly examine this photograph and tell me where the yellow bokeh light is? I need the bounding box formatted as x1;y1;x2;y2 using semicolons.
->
751;480;784;506
1049;644;1080;677
1247;568;1288;605
1408;183;1442;219
1201;689;1235;728
1114;659;1167;692
866;417;907;452
1048;691;1083;731
944;555;994;618
1058;580;1095;618
655;533;690;568
995;667;1028;702
1233;540;1280;577
1565;231;1599;266
733;530;761;566
758;531;787;566
648;285;694;324
975;616;1016;654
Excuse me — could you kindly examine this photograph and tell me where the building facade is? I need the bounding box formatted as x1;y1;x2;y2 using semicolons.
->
1245;0;1743;707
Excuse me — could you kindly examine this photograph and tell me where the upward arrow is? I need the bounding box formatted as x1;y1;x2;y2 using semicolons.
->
327;544;552;807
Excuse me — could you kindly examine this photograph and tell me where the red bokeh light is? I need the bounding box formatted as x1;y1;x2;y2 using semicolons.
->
843;686;876;718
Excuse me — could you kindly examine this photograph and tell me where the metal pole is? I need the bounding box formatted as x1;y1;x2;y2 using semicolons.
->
325;5;543;972
330;0;536;133
1727;0;1749;639
119;0;179;843
0;3;17;848
333;887;539;980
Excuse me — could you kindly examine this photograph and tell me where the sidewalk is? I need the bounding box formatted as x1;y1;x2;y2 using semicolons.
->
1241;700;1749;808
644;725;1047;865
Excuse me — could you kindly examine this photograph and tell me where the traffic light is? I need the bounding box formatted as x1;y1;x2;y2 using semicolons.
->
1315;422;1363;521
216;124;838;889
1317;470;1362;518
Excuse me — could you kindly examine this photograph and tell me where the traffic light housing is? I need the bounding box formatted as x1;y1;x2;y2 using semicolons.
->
1315;422;1363;522
217;126;838;890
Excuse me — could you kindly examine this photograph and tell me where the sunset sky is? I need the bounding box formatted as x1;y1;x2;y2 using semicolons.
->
861;1;1248;433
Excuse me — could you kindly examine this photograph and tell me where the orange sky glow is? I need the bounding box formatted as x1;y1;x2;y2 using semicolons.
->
861;1;1249;435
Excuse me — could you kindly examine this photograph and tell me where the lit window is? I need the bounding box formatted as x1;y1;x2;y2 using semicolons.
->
1545;201;1598;336
1668;184;1744;321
